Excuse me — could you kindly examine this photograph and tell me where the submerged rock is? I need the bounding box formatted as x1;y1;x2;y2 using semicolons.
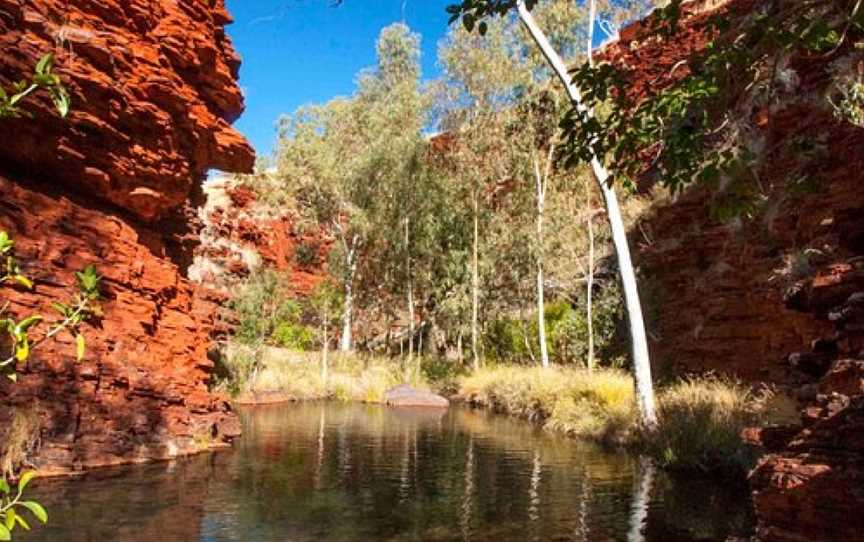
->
385;385;449;408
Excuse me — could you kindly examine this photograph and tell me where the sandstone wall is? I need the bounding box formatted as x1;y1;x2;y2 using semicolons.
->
605;2;864;539
0;0;253;474
602;0;861;383
191;175;328;296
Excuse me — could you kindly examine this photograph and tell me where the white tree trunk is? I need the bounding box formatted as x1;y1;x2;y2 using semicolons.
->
628;458;656;542
586;194;596;372
528;449;542;523
340;237;359;352
534;149;553;368
517;0;657;427
406;218;415;362
471;190;480;371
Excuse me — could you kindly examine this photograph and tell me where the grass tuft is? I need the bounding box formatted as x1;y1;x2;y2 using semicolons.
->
639;377;767;474
222;347;429;404
457;366;636;445
456;366;791;474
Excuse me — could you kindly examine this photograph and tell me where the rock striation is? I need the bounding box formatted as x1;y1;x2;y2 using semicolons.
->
748;263;864;541
0;0;253;474
0;0;254;221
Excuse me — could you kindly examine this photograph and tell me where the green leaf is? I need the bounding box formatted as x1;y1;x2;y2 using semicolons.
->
19;501;47;524
75;333;85;361
14;337;29;362
13;513;29;531
35;54;53;76
4;508;14;532
0;522;11;541
51;89;69;118
0;479;9;494
16;316;43;333
75;265;101;297
17;472;35;494
12;275;33;290
0;232;12;254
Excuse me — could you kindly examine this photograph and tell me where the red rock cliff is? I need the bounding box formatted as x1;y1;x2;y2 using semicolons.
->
0;0;254;474
604;1;864;539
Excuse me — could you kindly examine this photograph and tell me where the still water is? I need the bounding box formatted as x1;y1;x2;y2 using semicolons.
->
22;403;754;541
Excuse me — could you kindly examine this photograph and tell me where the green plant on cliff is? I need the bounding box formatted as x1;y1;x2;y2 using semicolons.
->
0;231;100;539
557;0;864;207
0;58;80;540
0;232;102;380
0;473;47;540
0;54;69;119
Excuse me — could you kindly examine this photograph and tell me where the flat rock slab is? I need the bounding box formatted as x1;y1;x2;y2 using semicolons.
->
234;390;292;406
385;385;449;408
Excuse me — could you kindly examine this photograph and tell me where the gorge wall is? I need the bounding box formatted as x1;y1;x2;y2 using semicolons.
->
191;175;328;297
605;1;864;539
0;0;254;474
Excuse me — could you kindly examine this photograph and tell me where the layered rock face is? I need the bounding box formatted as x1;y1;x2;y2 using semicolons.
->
603;2;864;539
603;0;833;383
0;0;253;474
191;175;328;296
0;0;254;221
749;262;864;541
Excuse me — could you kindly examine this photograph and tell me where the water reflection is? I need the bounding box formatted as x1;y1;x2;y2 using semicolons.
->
23;403;754;541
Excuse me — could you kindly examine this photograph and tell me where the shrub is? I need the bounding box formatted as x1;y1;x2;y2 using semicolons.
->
271;322;315;350
457;365;636;444
639;378;763;474
231;270;317;350
482;285;624;368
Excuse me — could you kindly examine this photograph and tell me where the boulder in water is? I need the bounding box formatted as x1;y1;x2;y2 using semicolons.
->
385;385;449;408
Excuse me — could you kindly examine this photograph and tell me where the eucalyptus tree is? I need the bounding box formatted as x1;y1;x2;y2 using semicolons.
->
436;18;526;369
276;23;426;352
447;0;658;426
438;1;596;369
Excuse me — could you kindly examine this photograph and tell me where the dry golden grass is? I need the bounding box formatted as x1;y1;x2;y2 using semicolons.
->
234;348;429;404
456;365;636;445
457;366;789;473
639;377;771;473
1;407;41;478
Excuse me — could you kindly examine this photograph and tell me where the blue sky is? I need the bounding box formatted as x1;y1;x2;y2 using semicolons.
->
225;0;454;158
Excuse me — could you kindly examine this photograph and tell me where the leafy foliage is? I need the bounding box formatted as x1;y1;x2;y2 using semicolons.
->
230;270;315;350
449;0;864;218
0;54;76;541
0;54;69;119
0;233;99;538
0;473;48;540
484;284;623;367
0;233;101;380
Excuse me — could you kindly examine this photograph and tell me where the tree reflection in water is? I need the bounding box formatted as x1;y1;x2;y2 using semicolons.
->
24;403;754;542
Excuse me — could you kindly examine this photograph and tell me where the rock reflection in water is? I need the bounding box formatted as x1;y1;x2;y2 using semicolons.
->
23;403;754;541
